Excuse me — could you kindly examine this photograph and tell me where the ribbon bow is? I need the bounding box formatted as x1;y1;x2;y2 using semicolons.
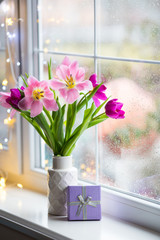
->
68;186;100;220
76;195;97;216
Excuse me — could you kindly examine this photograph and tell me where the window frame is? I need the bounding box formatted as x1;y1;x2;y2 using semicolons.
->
15;0;160;232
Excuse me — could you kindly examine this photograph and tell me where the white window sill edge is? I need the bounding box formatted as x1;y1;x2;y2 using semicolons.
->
0;186;160;240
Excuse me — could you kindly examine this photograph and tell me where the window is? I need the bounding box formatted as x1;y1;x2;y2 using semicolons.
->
32;0;160;205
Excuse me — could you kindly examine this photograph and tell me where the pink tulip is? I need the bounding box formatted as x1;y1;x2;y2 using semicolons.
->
50;57;93;104
18;76;59;117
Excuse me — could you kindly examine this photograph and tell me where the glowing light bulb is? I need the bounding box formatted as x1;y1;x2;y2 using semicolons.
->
6;58;10;63
0;143;3;150
82;172;87;177
8;33;16;39
4;118;9;125
4;117;15;126
17;61;20;66
4;138;8;143
2;79;8;86
81;164;86;170
43;48;48;53
7;109;11;113
48;18;55;22
17;183;23;189
1;23;4;27
0;177;6;189
86;167;91;173
45;39;50;44
2;86;6;91
6;18;14;26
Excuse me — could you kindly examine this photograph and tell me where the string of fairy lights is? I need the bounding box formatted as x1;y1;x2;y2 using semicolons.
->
0;0;21;152
0;0;24;189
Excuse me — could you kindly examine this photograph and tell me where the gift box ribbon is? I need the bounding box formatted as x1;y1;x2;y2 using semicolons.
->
68;186;100;220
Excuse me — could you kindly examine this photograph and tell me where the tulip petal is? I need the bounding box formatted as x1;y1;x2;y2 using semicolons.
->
59;88;68;101
98;84;107;92
66;88;79;104
95;92;107;100
76;80;93;91
42;98;59;111
0;92;10;97
69;61;79;78
30;101;43;118
28;76;39;88
75;67;85;82
0;96;11;108
43;88;54;99
117;110;125;119
56;65;70;80
50;79;66;90
18;97;33;110
62;56;71;66
92;96;100;107
89;74;97;87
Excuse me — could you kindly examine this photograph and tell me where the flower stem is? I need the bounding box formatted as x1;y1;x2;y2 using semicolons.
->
43;107;53;125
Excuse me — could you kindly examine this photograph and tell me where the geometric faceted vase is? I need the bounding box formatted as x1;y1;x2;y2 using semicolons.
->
48;156;78;216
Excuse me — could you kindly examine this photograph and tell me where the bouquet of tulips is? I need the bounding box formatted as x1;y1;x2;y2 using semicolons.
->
0;57;125;156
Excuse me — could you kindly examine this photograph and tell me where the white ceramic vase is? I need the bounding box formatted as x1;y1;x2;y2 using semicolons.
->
48;156;77;216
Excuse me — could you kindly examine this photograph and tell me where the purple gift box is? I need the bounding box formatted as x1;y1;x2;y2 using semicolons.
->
67;185;101;221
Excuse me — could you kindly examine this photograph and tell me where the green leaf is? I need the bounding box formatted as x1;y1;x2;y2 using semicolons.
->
52;110;58;121
51;102;66;154
43;107;53;125
25;73;29;79
77;82;103;112
92;97;110;117
48;58;52;80
21;75;28;87
65;101;77;142
88;113;109;128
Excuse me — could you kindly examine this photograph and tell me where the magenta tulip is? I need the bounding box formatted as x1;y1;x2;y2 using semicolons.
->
89;74;107;107
105;99;125;119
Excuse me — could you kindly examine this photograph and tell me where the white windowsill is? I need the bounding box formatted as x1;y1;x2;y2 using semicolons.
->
0;185;160;240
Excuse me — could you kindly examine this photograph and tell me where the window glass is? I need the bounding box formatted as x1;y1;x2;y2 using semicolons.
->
38;0;94;54
97;0;160;59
